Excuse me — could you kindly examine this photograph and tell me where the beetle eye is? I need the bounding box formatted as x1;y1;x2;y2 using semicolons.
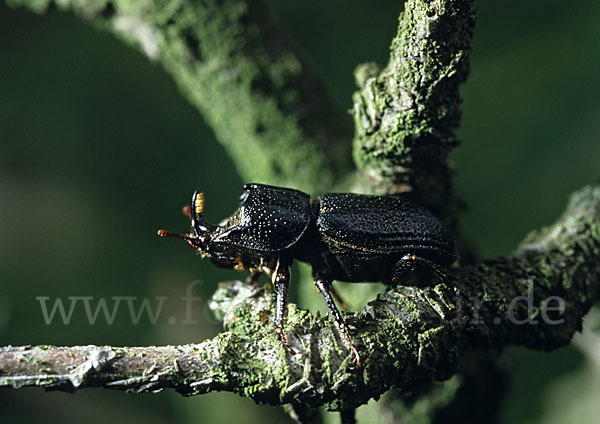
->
239;191;249;202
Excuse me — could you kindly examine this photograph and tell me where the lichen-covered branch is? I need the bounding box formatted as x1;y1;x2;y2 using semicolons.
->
352;0;475;215
2;185;599;410
6;0;353;193
3;0;597;417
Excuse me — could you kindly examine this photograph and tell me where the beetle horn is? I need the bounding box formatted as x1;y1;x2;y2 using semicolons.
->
191;190;216;237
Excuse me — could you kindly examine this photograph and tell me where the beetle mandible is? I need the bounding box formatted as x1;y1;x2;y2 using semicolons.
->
158;183;458;366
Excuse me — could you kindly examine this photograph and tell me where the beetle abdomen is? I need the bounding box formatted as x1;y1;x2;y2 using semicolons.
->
316;193;455;253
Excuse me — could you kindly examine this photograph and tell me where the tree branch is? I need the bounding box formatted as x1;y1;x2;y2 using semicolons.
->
6;0;353;193
2;184;599;410
4;0;597;418
352;0;475;216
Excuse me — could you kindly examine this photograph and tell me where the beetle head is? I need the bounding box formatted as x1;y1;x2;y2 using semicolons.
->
159;190;268;272
158;190;217;257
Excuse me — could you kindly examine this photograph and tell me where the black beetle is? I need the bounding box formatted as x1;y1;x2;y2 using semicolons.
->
158;183;457;365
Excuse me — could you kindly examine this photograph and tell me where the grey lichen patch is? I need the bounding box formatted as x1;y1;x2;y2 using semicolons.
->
113;13;160;59
518;185;600;257
0;345;118;390
69;345;118;388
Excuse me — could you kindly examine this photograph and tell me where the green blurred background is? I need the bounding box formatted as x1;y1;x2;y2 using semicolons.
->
1;0;599;422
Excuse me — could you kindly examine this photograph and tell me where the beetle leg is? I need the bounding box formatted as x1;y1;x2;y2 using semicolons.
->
272;261;296;355
416;256;448;281
394;254;462;312
394;254;448;282
407;256;462;307
314;278;361;366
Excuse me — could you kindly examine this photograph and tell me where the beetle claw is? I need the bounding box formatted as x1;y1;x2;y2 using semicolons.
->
337;323;362;367
315;279;363;366
349;343;362;367
275;327;297;355
453;283;463;313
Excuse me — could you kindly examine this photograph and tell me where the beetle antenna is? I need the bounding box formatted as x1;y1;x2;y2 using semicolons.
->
157;229;203;249
157;229;191;240
194;191;204;216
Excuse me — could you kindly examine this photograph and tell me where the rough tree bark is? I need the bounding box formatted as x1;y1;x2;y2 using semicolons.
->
2;0;599;421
